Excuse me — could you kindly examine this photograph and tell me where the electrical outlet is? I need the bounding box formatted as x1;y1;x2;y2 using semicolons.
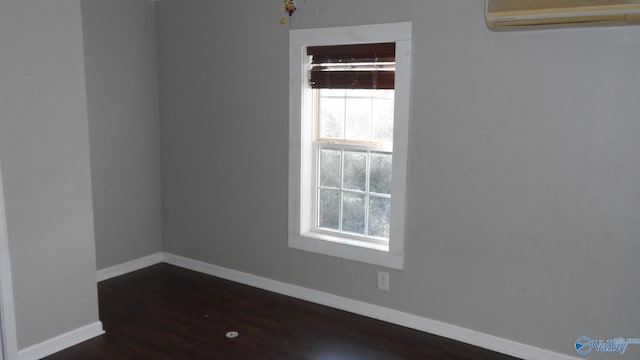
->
377;271;390;291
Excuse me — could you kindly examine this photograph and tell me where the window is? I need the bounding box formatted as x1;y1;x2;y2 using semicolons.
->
288;23;412;269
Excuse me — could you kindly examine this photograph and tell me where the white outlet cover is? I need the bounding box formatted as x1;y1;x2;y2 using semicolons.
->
378;271;390;291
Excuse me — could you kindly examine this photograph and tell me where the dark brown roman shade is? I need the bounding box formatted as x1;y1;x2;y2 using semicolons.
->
307;42;395;90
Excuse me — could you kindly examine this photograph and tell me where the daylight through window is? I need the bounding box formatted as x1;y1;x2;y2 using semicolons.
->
311;43;396;243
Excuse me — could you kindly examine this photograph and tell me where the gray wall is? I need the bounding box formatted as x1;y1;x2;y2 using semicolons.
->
81;0;162;270
0;0;100;349
157;1;640;358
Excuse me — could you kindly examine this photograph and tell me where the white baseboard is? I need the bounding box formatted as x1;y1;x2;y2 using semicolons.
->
96;252;164;282
90;251;580;360
17;321;104;360
163;252;581;360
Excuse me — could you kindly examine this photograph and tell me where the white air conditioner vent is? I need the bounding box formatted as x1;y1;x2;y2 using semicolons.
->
486;0;640;31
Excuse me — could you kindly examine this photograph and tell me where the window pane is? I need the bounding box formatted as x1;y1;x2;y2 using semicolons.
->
319;189;340;230
343;151;367;191
346;89;372;98
345;98;371;140
319;97;345;139
376;89;395;99
372;92;394;142
342;193;365;234
320;149;341;188
370;152;392;194
321;89;346;97
369;196;391;238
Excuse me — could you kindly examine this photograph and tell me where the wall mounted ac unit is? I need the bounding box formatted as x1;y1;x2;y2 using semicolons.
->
485;0;640;31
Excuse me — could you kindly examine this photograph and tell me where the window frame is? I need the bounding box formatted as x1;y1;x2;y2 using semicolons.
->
288;22;412;270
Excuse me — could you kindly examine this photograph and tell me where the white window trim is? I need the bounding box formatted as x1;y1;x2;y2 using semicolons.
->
288;22;412;270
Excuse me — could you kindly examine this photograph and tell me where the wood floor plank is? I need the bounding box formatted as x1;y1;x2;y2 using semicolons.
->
44;264;520;360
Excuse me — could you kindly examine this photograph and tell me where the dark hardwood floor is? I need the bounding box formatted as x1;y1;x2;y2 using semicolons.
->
44;264;519;359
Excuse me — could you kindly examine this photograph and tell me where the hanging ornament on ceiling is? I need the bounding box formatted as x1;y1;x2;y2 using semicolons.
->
280;0;297;25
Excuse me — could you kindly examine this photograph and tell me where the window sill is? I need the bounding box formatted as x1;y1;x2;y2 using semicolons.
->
288;232;404;269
